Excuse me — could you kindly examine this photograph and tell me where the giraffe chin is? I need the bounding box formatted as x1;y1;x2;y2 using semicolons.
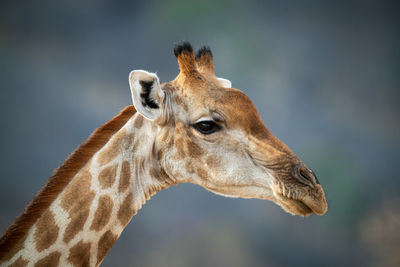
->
275;194;326;217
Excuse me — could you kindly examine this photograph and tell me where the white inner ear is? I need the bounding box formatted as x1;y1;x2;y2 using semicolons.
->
129;70;163;121
217;77;232;88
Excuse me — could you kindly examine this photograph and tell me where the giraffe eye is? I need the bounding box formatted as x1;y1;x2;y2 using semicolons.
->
193;120;221;134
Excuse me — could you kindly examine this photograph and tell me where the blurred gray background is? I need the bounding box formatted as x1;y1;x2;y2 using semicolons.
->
1;0;399;266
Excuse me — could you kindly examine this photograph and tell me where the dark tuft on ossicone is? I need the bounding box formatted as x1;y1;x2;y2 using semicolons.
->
195;46;213;60
174;41;193;57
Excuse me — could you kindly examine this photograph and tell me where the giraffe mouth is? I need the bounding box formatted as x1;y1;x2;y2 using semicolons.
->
290;199;313;216
275;194;314;216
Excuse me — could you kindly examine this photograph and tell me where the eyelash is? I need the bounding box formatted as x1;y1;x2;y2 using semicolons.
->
192;120;221;135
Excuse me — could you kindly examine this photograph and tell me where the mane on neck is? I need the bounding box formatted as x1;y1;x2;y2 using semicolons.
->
0;106;136;260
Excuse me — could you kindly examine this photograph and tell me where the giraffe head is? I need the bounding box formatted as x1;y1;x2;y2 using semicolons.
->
129;42;327;216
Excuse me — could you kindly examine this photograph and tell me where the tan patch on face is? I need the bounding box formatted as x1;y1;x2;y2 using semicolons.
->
118;161;131;193
98;164;117;189
61;167;92;211
68;241;91;266
175;138;185;158
34;209;59;252
196;166;209;180
186;140;204;158
90;195;114;231
173;123;204;159
185;161;195;174
174;95;189;112
157;148;164;162
161;129;170;143
63;191;95;243
206;155;220;169
9;256;28;267
34;251;61;267
118;192;135;226
97;129;127;166
97;230;118;265
165;132;174;149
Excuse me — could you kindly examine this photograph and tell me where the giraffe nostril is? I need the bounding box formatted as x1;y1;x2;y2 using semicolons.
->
295;165;319;187
310;169;319;184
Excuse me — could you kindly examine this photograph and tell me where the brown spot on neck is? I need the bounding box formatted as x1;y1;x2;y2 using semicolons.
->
98;165;117;189
0;106;135;260
62;164;96;243
97;230;118;265
61;167;92;211
131;140;139;154
0;235;26;263
90;195;114;231
118;161;131;193
34;210;59;252
34;251;61;267
68;241;91;266
97;128;128;166
117;192;135;227
63;191;95;243
133;115;143;129
9;256;28;267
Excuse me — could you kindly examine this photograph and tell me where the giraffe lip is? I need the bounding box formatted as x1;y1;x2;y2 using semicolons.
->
291;199;313;216
276;194;314;216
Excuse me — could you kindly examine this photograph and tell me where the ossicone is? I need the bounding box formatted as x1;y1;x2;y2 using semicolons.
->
195;45;214;75
174;41;196;75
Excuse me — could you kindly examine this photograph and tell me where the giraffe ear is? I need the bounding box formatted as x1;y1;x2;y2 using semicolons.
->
217;77;232;88
129;70;164;121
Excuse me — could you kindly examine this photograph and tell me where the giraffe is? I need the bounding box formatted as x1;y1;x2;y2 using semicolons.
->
0;41;327;266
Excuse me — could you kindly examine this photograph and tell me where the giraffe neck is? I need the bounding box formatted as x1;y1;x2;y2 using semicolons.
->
1;111;174;266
